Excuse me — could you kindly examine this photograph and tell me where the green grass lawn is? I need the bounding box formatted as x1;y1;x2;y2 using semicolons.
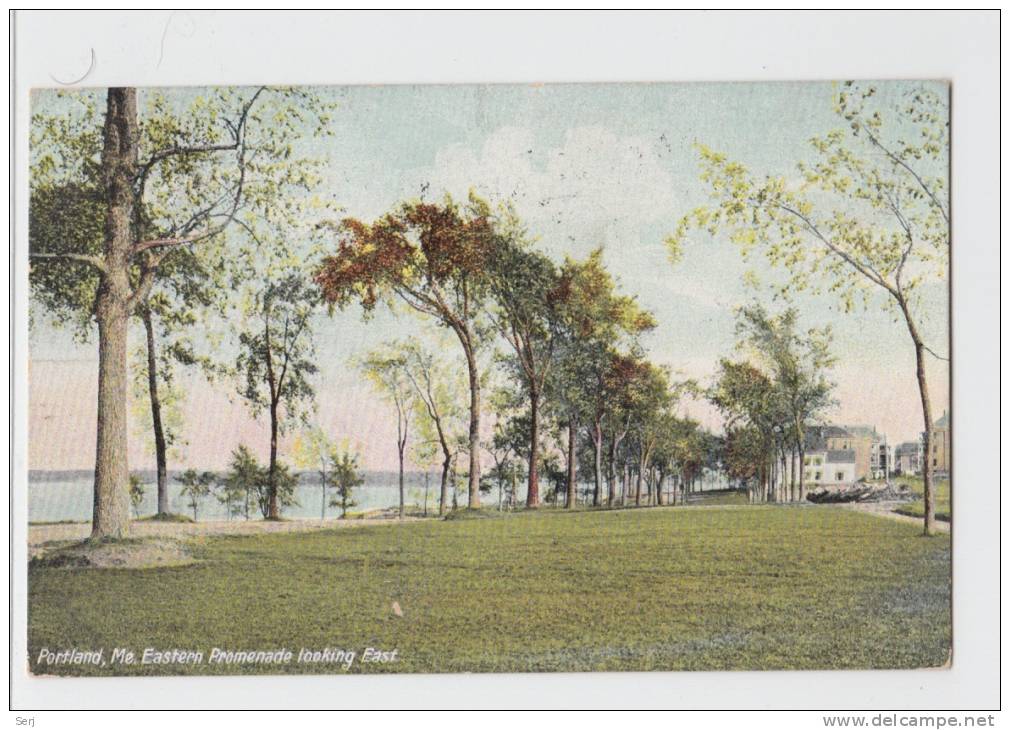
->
28;505;950;676
893;476;951;522
688;488;750;506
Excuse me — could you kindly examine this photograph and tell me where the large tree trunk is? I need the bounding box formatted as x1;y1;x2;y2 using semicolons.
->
912;341;936;535
91;88;139;541
424;471;430;517
93;295;131;539
398;442;406;520
635;456;644;506
790;449;798;503
267;399;279;519
142;309;170;516
320;472;327;520
566;417;577;509
891;294;938;535
592;421;603;506
798;444;807;502
607;436;618;505
439;449;451;517
526;387;541;508
462;336;482;509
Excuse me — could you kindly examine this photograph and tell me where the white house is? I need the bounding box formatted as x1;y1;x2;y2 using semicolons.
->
803;449;857;486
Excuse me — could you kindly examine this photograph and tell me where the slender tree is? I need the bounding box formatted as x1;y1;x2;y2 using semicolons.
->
671;81;949;533
552;249;656;506
360;348;415;520
330;449;364;519
292;427;348;520
397;340;466;517
487;237;563;508
176;469;215;521
735;303;836;501
236;273;319;519
316;194;497;509
217;444;263;521
709;360;781;502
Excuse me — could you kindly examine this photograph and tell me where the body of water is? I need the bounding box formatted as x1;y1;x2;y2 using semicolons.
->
28;469;730;523
28;470;448;523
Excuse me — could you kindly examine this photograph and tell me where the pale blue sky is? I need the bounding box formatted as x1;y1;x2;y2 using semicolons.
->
30;81;949;469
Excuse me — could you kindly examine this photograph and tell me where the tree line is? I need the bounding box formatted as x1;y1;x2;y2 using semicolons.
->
29;81;948;538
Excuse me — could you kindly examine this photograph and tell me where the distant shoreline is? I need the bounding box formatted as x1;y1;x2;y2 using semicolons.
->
28;469;439;487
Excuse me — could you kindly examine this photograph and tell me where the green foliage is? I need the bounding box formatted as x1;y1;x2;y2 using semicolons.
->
143;512;194;524
259;462;300;520
487;234;564;399
329;450;364;518
175;469;216;521
291;427;357;520
358;345;414;440
28;507;950;675
670;81;947;324
217;444;264;520
316;192;496;317
128;475;146;518
735;302;836;444
219;450;300;521
235;272;320;431
710;304;837;495
893;476;951;521
29;86;334;329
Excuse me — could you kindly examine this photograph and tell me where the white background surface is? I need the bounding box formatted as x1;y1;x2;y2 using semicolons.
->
8;9;1001;713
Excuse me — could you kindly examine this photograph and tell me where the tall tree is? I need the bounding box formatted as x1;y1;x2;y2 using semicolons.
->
397;340;466;517
709;360;780;502
552;249;656;506
235;272;319;519
671;81;949;533
360;347;415;520
131;255;222;518
487;236;563;508
29;86;331;539
316;194;497;509
735;303;836;501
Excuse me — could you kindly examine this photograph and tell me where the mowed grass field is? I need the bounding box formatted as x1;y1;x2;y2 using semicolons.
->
893;476;952;522
28;505;950;675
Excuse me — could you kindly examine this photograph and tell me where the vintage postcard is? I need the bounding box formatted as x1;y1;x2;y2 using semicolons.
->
25;78;952;680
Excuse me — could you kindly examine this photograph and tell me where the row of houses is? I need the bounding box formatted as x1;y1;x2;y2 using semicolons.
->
892;411;951;478
802;411;950;487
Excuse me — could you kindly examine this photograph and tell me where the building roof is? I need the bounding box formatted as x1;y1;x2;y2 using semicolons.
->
895;442;921;455
804;425;850;451
844;425;881;440
934;411;949;429
826;449;856;464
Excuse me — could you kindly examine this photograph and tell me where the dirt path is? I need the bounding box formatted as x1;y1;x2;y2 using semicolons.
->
29;515;421;552
837;501;951;533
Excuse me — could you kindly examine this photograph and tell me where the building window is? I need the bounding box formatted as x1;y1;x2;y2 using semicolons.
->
836;471;844;481
815;471;822;481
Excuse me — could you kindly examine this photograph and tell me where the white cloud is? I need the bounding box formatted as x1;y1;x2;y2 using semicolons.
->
405;125;681;258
